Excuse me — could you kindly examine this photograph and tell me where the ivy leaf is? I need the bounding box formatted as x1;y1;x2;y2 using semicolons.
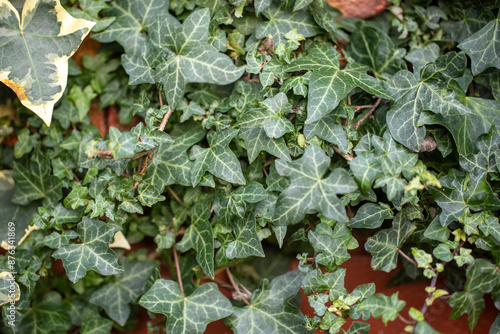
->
238;92;294;138
225;269;312;334
255;3;321;45
177;199;215;278
239;127;291;163
303;113;348;153
449;259;500;331
348;203;393;229
357;293;406;325
420;96;500;156
144;123;205;191
365;209;416;272
226;212;265;259
189;129;245;186
18;292;71;334
80;306;113;334
89;258;156;326
12;149;63;207
52;217;123;283
273;144;357;225
459;18;500;75
121;43;166;85
140;280;233;334
301;268;346;296
0;0;94;125
348;24;406;76
385;52;472;151
442;1;494;44
93;0;173;56
254;0;271;15
287;43;391;123
309;223;352;269
0;272;20;306
152;8;245;109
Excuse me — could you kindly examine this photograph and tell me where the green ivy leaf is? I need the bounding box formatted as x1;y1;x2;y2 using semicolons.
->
12;149;63;206
0;272;20;306
238;92;294;138
226;269;312;334
357;292;406;325
189;128;245;186
385;52;471;151
18;292;71;334
348;203;393;229
151;8;245;109
442;1;494;44
239;127;291;163
80;306;114;334
449;259;500;331
273;144;357;225
177;199;215;278
144;123;205;189
349;24;406;76
287;43;391;123
93;0;173;56
365;209;416;272
0;0;94;125
255;3;321;45
89;258;155;326
301;268;346;296
303;113;348;153
459;18;500;75
226;212;265;259
309;223;351;269
52;217;123;283
140;280;233;334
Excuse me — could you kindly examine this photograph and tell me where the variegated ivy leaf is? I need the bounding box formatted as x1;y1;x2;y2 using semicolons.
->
364;209;416;272
0;272;20;306
150;8;245;109
89;258;156;326
287;43;391;124
449;259;500;331
237;92;294;139
140;280;233;334
255;2;322;45
385;52;472;152
176;199;214;278
459;17;500;75
273;144;357;226
189;128;245;186
93;0;174;56
225;269;313;334
144;123;206;190
0;0;94;126
52;217;123;283
357;292;406;325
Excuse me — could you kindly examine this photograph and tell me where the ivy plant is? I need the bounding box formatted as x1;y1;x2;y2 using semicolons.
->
0;0;500;333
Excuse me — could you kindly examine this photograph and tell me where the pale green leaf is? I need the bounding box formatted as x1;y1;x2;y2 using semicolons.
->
357;292;406;325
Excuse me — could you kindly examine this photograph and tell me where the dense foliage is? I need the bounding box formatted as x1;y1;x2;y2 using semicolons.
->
0;0;500;333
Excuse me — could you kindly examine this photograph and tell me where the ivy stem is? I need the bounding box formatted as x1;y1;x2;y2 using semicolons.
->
133;92;172;190
167;186;185;208
333;146;353;161
398;248;418;267
352;97;383;129
226;267;251;306
173;245;185;297
420;272;439;316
